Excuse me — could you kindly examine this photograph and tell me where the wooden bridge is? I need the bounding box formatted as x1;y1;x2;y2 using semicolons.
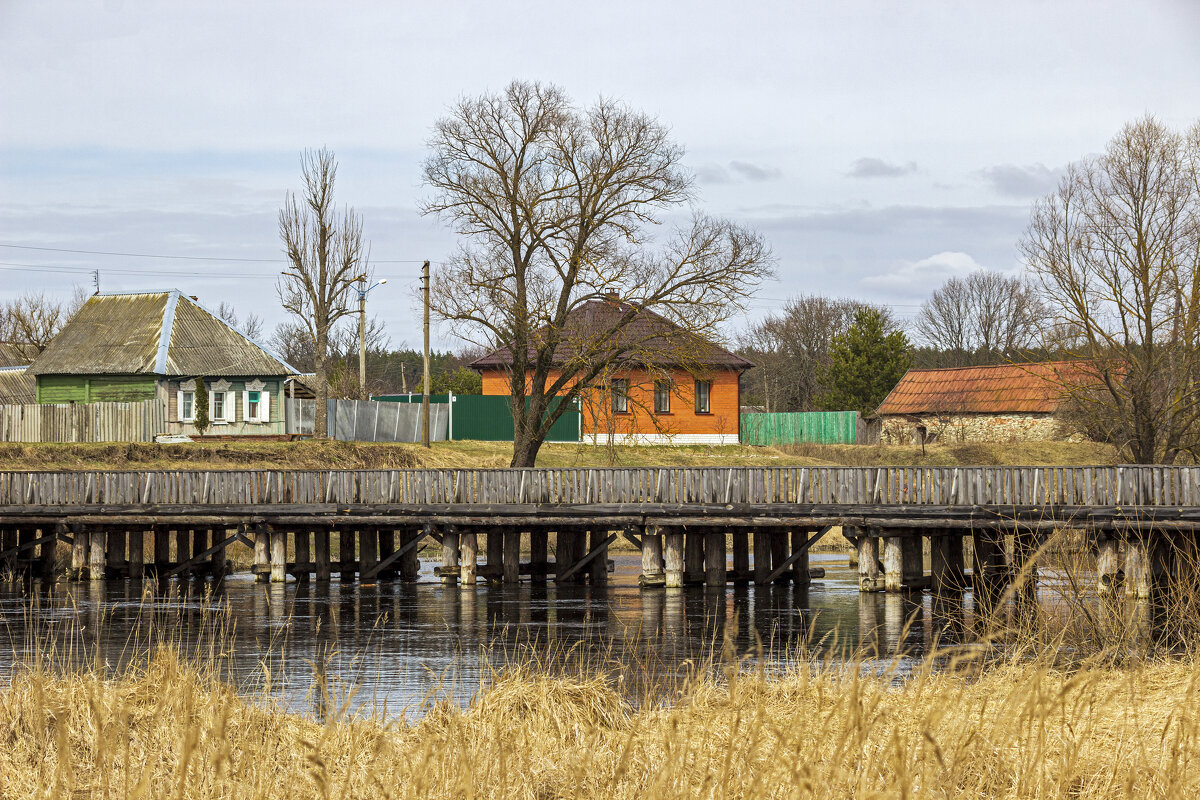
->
0;465;1196;600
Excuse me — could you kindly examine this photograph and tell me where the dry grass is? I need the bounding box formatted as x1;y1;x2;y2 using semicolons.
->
3;635;1200;799
0;439;1118;472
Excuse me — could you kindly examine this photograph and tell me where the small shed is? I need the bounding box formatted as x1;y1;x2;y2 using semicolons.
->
876;361;1080;444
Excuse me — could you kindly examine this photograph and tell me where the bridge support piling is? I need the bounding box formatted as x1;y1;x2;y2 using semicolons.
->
769;532;788;583
377;531;394;581
40;528;58;582
212;528;227;579
640;528;663;586
339;531;357;581
154;529;169;574
176;530;192;579
530;530;548;583
71;527;88;581
486;529;503;584
89;529;106;581
753;531;770;584
128;529;143;580
972;530;1005;609
704;531;726;586
314;529;331;582
270;530;286;583
459;531;477;584
589;529;610;584
930;531;965;593
857;529;880;592
294;530;310;583
107;530;125;577
441;528;459;586
254;529;269;583
791;530;810;586
732;530;750;582
500;529;518;583
361;529;380;582
1125;534;1168;600
685;530;704;584
192;529;209;577
664;528;684;588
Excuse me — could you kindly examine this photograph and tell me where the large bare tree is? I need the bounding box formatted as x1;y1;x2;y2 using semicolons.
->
0;287;87;362
914;271;1045;367
1021;116;1200;463
423;81;772;466
277;148;369;438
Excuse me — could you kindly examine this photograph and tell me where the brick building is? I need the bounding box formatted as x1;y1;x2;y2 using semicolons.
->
470;300;751;445
875;361;1081;444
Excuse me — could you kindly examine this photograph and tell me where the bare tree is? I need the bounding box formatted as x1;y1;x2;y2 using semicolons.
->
215;301;264;341
1021;115;1200;463
739;295;874;412
0;287;87;361
424;81;772;466
914;271;1045;366
277;148;369;438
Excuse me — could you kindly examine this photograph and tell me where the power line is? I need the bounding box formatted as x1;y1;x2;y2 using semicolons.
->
0;242;431;264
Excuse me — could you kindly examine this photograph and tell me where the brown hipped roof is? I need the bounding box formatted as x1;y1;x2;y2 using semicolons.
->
469;299;753;371
30;291;297;377
876;361;1087;415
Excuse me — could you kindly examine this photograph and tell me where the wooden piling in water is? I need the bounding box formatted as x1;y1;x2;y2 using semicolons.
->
89;529;106;581
154;529;170;573
790;530;810;586
192;529;209;577
1097;534;1121;595
294;530;310;583
769;531;788;583
106;529;125;575
377;530;394;580
339;531;357;581
641;528;663;585
930;532;965;593
71;526;88;581
486;529;503;584
400;527;420;581
732;530;749;582
685;530;704;584
270;530;286;583
753;531;770;584
254;528;269;583
972;530;1006;608
664;528;684;588
704;531;725;586
459;531;478;584
589;529;609;584
128;529;144;579
857;529;880;592
504;528;521;584
211;528;227;578
441;528;460;586
314;529;331;581
176;530;192;578
530;530;548;583
360;529;380;581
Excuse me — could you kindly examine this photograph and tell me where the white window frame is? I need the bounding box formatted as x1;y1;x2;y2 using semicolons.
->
211;391;227;423
694;380;711;414
178;390;195;423
242;386;271;423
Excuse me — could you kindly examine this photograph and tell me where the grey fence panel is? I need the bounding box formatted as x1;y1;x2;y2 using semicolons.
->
0;400;167;443
324;399;449;443
286;398;315;435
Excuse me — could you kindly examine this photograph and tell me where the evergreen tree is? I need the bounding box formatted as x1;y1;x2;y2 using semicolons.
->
820;308;911;415
194;378;210;435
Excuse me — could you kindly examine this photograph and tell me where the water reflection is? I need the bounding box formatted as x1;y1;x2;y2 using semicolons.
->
0;552;1049;719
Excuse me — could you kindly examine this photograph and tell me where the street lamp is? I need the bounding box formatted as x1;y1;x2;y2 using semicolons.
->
355;276;387;400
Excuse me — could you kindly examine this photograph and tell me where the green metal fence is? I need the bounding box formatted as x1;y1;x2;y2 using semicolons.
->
374;393;581;442
739;411;859;445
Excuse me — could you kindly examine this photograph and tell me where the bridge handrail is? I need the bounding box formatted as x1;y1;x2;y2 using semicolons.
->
0;465;1196;507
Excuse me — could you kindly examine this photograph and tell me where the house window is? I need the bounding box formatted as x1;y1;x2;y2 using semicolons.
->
211;392;225;422
247;391;261;421
611;378;628;414
654;380;671;414
694;380;711;414
181;391;194;422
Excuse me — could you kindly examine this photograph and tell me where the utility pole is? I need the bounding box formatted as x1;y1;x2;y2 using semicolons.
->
358;281;368;400
422;260;431;448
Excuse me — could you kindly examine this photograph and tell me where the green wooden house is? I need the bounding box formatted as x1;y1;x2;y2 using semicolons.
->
28;290;298;436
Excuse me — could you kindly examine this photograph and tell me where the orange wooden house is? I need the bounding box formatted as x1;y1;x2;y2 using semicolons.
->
469;300;753;445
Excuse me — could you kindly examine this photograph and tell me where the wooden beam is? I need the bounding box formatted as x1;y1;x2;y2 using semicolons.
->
765;527;831;584
556;532;619;582
361;529;428;581
166;531;245;577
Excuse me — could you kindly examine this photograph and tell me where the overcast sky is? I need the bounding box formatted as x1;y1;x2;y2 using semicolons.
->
2;0;1198;350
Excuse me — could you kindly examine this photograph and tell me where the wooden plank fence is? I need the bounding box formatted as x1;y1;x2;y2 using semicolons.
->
1;465;1197;507
0;401;167;443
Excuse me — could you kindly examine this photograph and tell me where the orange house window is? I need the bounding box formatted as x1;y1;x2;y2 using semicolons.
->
611;378;629;413
654;380;671;413
694;380;711;413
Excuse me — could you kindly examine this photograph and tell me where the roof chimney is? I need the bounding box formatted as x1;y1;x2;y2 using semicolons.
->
604;291;619;305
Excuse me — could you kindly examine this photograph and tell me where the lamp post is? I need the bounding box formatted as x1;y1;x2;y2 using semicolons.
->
355;276;387;400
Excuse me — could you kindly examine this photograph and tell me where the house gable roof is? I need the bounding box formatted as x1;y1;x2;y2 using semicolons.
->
29;290;297;377
468;299;753;372
876;361;1086;415
0;366;35;404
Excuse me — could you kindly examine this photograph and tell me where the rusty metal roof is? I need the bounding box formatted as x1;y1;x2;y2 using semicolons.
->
29;291;296;377
0;367;34;404
469;300;753;371
876;361;1087;415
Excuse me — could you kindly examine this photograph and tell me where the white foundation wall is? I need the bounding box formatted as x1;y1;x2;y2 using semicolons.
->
880;413;1075;445
585;433;740;446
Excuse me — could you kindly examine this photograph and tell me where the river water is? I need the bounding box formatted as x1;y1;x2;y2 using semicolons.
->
0;552;990;719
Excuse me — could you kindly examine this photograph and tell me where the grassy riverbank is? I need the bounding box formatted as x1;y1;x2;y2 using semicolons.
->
0;439;1117;471
0;644;1195;799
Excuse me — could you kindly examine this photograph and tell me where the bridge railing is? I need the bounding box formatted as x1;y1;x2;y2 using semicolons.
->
1;465;1199;507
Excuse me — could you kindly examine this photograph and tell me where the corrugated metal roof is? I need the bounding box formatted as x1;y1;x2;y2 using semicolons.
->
0;343;34;368
876;361;1088;415
30;291;296;377
469;300;753;370
0;367;35;404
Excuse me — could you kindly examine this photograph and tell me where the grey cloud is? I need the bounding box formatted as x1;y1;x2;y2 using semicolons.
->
728;160;782;182
978;163;1062;198
847;157;918;178
696;160;782;185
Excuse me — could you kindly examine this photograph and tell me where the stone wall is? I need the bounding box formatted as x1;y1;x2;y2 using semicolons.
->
880;412;1075;445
